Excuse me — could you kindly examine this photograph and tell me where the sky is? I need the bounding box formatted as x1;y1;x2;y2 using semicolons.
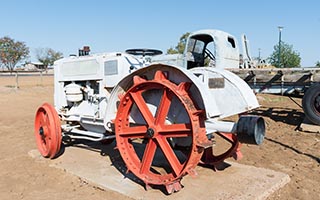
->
1;0;319;67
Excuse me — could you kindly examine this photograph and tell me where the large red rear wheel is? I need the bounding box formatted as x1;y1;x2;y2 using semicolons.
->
34;103;62;159
115;71;206;193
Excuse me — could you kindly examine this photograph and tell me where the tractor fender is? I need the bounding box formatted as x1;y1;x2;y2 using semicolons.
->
190;67;260;119
104;63;222;131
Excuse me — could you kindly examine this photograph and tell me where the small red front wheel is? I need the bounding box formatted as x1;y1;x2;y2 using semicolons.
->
34;103;62;158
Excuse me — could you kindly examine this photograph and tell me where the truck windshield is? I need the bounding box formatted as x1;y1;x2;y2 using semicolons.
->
187;38;205;54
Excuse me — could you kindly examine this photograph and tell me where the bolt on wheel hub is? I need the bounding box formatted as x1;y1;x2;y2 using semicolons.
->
146;128;155;138
39;127;44;136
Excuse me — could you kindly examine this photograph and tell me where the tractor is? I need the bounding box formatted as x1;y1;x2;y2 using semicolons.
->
34;46;265;193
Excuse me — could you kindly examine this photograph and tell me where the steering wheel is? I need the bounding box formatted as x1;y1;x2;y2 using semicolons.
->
205;48;215;61
125;49;163;56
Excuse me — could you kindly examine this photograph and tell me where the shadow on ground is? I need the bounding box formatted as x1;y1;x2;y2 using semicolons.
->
251;106;305;127
61;140;175;194
250;106;320;164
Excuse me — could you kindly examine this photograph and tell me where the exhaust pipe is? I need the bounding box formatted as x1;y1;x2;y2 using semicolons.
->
236;115;265;145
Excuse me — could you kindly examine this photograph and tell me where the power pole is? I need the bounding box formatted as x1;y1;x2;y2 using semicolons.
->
278;26;283;68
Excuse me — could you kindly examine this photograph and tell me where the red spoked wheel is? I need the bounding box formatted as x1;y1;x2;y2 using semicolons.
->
201;132;242;167
34;103;62;159
115;71;206;194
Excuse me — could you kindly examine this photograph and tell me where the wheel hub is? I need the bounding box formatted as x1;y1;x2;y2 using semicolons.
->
39;127;44;136
146;128;155;138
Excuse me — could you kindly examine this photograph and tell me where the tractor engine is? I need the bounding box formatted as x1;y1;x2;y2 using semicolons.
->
53;52;144;137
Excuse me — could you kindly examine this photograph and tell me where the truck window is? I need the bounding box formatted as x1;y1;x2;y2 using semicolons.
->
227;36;236;48
205;42;216;67
186;38;206;69
194;40;205;53
187;38;195;52
187;38;205;54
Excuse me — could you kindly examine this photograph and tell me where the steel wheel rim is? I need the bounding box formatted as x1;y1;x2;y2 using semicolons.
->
34;103;61;158
115;71;204;187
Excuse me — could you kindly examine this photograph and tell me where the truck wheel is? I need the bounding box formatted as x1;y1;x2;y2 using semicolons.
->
302;84;320;125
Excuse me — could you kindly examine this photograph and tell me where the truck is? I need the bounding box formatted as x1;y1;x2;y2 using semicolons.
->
150;29;320;125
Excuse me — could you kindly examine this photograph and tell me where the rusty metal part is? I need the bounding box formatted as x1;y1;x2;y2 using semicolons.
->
200;132;242;166
115;70;207;194
34;103;62;158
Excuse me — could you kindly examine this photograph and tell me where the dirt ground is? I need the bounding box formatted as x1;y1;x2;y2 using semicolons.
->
0;75;319;200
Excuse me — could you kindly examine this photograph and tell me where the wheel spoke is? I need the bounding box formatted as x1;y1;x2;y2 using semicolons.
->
156;137;183;176
155;88;173;125
43;113;52;133
39;112;47;127
159;124;192;138
45;128;51;143
161;132;191;138
140;139;157;174
44;135;51;150
39;113;49;140
119;125;147;138
130;91;154;125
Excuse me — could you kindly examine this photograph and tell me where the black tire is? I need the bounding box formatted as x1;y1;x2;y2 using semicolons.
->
302;84;320;125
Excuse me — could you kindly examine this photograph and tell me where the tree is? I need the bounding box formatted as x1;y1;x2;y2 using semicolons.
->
315;61;320;67
0;36;29;71
268;41;301;68
36;48;63;71
167;32;191;54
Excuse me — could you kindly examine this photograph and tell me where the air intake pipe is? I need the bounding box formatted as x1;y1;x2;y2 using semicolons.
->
205;115;265;145
236;115;265;145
